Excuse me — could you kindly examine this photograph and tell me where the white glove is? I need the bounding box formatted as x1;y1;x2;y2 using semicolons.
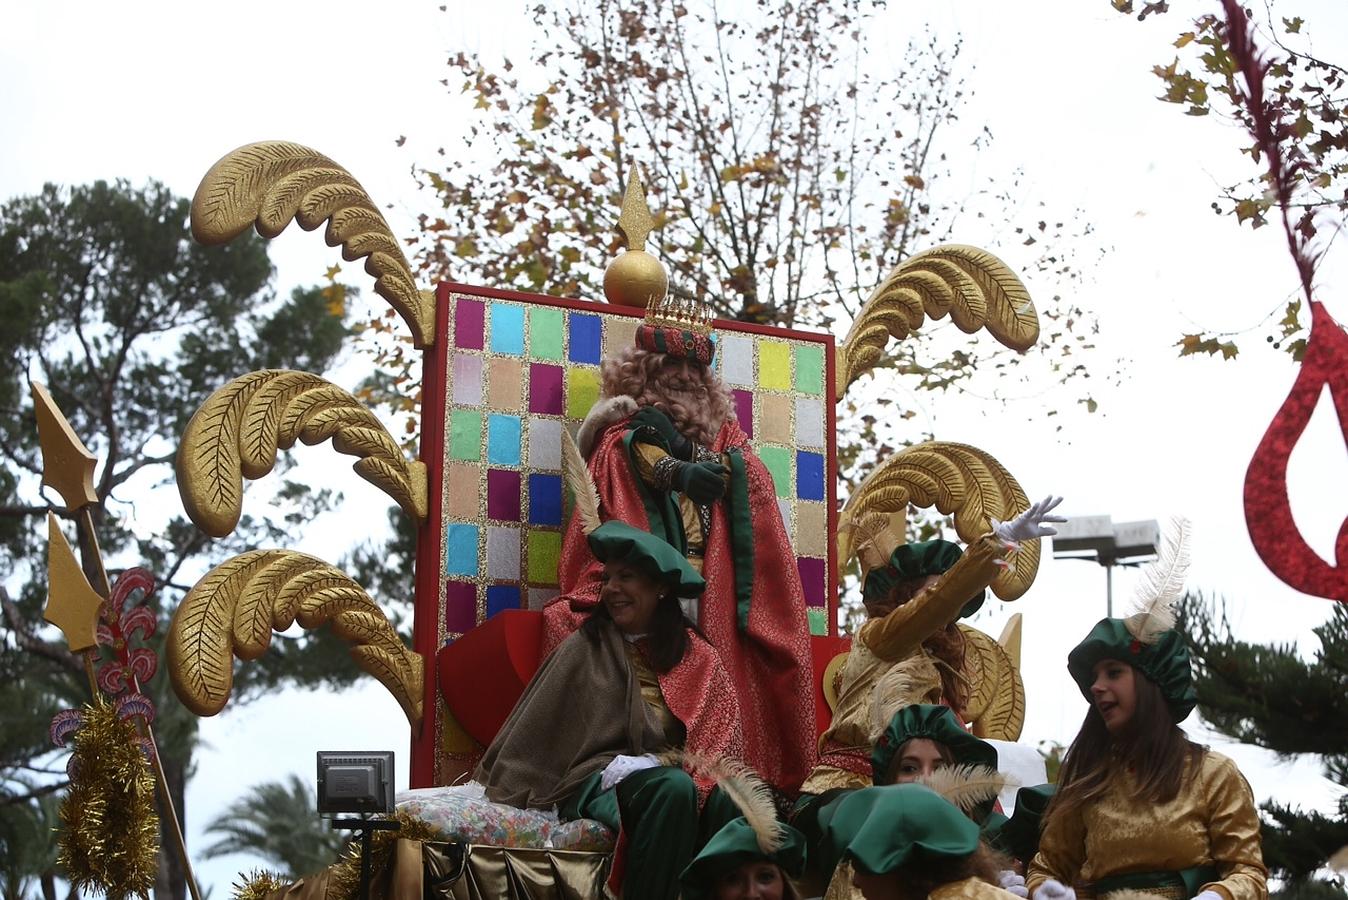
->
992;495;1067;545
1031;880;1076;900
999;871;1029;898
600;753;660;791
1192;892;1223;900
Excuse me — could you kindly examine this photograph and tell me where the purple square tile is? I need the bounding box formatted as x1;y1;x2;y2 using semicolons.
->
733;389;754;438
486;469;522;521
797;557;826;607
445;581;478;634
529;364;564;415
454;299;485;350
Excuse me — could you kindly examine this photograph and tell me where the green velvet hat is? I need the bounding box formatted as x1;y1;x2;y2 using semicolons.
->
861;539;985;619
871;704;998;786
821;784;980;876
586;521;706;599
679;817;806;900
1067;617;1196;723
984;783;1055;864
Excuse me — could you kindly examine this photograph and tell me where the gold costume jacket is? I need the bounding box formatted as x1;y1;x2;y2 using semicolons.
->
1026;751;1268;900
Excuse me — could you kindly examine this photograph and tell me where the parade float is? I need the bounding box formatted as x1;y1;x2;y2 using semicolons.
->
39;140;1051;898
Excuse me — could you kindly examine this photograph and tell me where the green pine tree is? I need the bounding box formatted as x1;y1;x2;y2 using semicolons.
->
1180;593;1348;895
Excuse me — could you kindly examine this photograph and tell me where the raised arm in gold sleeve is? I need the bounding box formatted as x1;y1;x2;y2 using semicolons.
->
859;534;1007;663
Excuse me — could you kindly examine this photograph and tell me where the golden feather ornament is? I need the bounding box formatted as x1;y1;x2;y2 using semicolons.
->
835;244;1038;399
177;369;428;538
191;140;433;347
168;550;423;730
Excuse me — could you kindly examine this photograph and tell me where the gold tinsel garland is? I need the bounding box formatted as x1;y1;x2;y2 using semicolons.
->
327;811;440;900
58;701;160;899
232;869;290;900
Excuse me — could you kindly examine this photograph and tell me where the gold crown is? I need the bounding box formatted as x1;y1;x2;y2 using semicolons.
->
644;292;713;336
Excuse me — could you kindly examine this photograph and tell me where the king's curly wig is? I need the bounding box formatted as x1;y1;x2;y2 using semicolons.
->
600;345;735;448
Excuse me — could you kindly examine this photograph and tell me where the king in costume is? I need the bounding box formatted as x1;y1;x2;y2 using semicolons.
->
540;295;816;795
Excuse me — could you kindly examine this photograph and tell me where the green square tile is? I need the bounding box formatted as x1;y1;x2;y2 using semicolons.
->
807;608;828;636
758;446;792;498
565;367;600;419
527;530;562;585
794;344;824;395
530;307;564;360
449;410;482;461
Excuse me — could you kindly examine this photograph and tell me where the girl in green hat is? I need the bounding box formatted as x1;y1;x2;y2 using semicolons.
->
821;784;1021;900
680;816;808;900
1026;519;1267;900
476;519;743;900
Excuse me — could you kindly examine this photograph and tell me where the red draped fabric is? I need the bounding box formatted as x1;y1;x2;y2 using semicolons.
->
543;417;817;792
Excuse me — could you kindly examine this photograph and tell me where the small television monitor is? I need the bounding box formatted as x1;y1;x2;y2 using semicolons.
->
316;751;395;815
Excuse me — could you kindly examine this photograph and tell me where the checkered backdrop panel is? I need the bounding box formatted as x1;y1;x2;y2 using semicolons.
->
428;287;836;648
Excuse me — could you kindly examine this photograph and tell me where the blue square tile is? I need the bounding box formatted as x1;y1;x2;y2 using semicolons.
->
487;414;522;466
796;451;825;501
490;303;526;355
529;473;563;526
568;313;602;364
486;584;521;618
444;523;480;577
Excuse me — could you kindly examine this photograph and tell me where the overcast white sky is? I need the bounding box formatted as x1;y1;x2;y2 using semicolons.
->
5;0;1348;890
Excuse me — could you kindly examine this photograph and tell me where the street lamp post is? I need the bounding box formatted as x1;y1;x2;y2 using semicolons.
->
1051;516;1161;617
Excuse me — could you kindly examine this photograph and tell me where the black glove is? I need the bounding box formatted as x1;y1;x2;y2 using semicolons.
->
629;405;693;460
674;460;728;504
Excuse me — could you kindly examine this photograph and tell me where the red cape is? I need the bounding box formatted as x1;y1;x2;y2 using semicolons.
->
544;417;817;792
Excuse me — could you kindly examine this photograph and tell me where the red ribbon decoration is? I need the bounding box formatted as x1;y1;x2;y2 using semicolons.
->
1244;301;1348;602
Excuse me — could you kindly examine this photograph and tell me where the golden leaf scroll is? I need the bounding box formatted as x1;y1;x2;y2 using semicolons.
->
835;244;1039;400
167;550;423;730
837;441;1037;600
176;369;428;538
190;140;434;347
960;624;1025;741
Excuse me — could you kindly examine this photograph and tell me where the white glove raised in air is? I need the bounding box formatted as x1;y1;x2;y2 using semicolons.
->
1031;879;1076;900
1192;892;1223;900
992;495;1067;545
600;753;661;791
998;870;1029;898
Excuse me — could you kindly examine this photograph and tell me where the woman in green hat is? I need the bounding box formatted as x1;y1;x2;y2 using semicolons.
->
1026;520;1267;900
821;784;1020;900
476;519;743;900
680;817;808;900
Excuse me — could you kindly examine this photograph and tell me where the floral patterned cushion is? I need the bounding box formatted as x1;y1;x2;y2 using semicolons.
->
396;785;614;852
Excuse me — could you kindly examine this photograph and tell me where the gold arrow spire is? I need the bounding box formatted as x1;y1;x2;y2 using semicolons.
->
43;513;105;653
32;381;98;511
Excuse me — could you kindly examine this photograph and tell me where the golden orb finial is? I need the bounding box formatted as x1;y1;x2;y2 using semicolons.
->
604;168;668;307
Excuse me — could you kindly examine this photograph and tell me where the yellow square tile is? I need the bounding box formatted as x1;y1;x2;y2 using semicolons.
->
758;341;791;391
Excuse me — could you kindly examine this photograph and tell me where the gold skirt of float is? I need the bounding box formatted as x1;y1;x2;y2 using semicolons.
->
421;841;610;899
